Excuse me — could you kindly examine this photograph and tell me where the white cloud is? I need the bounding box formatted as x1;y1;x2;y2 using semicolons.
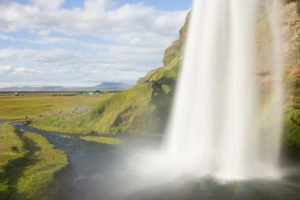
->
12;67;40;74
0;47;158;86
0;0;189;86
0;49;36;59
0;0;187;47
0;64;40;75
37;30;50;36
0;33;15;41
84;0;107;12
30;0;65;10
0;82;14;88
20;36;78;45
0;41;168;85
0;65;12;74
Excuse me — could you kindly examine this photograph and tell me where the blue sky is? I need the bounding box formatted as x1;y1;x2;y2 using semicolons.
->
62;0;192;11
0;0;192;87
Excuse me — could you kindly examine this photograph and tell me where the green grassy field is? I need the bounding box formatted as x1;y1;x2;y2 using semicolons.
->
0;93;113;121
59;135;74;139
0;124;68;200
80;136;123;145
0;125;26;199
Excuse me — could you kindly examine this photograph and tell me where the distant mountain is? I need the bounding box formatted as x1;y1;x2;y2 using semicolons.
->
99;82;125;87
0;86;45;92
41;86;64;90
0;83;133;92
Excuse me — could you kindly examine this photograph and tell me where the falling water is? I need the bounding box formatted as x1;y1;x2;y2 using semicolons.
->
163;0;284;180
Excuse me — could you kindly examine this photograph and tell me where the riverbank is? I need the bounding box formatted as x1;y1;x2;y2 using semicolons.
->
6;123;300;200
0;124;68;200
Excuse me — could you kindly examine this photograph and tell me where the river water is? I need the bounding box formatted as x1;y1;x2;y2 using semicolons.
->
12;124;300;200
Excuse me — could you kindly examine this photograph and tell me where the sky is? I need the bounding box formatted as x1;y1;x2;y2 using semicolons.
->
0;0;192;88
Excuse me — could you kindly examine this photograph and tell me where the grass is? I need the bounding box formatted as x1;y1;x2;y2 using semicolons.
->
32;84;154;134
0;124;68;200
59;135;74;139
0;125;26;199
0;125;26;167
80;136;123;145
144;56;181;81
0;93;113;121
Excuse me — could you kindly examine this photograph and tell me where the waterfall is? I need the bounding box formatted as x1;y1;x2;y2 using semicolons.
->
163;0;284;180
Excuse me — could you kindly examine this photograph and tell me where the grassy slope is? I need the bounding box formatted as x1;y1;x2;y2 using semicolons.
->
0;124;68;200
0;93;112;121
32;58;180;135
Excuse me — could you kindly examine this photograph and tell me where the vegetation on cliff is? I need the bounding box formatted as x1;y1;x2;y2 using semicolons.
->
282;2;300;153
284;65;300;153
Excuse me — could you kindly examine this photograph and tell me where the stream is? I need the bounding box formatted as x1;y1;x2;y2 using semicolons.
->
11;123;300;200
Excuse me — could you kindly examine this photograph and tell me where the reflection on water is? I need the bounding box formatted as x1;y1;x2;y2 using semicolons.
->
14;124;300;200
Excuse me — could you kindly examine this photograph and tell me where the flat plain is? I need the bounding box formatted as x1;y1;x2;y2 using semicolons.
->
0;92;113;121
